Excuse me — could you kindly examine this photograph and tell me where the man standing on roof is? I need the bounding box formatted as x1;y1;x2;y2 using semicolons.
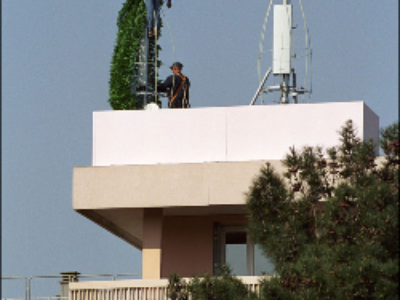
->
146;0;172;37
158;62;190;109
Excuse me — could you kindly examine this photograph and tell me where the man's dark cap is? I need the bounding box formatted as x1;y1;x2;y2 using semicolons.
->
170;62;183;70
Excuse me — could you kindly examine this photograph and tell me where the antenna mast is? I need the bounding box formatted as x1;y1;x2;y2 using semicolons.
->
274;0;292;104
250;0;308;105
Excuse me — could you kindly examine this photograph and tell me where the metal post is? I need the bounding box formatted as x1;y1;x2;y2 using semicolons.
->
154;11;158;106
28;278;32;300
250;67;272;105
25;278;28;300
292;68;297;103
280;74;290;104
137;30;149;85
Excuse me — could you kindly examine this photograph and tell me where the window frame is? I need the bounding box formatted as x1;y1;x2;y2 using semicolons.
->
213;224;255;276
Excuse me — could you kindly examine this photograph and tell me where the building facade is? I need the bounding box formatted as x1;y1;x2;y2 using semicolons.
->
70;102;379;297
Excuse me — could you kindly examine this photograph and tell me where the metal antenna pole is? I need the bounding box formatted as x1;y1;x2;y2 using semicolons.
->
154;10;158;106
250;67;272;105
144;30;150;106
292;68;297;103
136;28;150;108
277;0;291;104
251;0;311;105
279;75;288;104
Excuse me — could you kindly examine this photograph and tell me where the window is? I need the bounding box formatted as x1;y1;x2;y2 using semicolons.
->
213;224;275;276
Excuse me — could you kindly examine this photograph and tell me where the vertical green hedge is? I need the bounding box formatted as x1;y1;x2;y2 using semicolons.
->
109;0;163;110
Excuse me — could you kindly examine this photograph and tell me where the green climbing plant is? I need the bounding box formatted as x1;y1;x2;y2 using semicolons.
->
109;0;163;110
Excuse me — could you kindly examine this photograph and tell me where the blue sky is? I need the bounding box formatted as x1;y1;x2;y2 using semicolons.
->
2;0;398;297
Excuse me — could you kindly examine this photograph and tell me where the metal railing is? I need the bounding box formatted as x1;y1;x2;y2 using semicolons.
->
4;274;265;300
1;276;28;300
2;273;142;300
115;273;142;280
69;276;266;300
2;297;68;300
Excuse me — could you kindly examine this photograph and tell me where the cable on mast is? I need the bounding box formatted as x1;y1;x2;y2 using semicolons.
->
161;8;176;64
258;0;274;105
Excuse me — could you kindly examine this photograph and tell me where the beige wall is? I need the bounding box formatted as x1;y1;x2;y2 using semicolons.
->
142;208;163;279
73;161;285;210
74;157;387;278
161;215;246;278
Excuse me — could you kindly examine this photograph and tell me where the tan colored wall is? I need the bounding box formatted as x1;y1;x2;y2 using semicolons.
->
142;209;163;279
161;215;246;278
73;161;285;210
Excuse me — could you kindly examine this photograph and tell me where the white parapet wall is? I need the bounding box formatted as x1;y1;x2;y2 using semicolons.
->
93;102;379;166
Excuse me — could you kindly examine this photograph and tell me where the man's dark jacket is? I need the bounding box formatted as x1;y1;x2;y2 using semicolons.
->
158;73;190;108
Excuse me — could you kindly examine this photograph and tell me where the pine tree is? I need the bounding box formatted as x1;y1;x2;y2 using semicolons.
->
246;120;399;299
168;266;258;300
167;121;398;299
